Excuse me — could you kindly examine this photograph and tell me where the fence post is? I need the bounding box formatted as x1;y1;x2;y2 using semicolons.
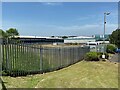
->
60;47;62;68
0;38;3;76
40;46;43;72
6;38;9;73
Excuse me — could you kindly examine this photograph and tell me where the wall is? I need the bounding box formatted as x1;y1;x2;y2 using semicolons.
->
64;39;95;44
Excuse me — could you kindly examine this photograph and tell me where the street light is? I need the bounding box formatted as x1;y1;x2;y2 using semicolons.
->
102;12;110;59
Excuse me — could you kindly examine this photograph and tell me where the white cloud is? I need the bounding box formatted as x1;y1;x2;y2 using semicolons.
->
38;23;117;36
3;20;118;36
106;23;118;33
76;15;97;21
42;2;63;6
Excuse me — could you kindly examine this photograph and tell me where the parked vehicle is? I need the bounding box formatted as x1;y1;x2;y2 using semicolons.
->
115;48;120;53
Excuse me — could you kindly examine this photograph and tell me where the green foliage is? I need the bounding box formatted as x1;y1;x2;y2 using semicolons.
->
84;52;109;61
1;70;8;76
51;36;55;38
106;44;117;54
6;28;19;37
109;29;120;48
0;28;20;38
0;29;7;38
84;52;99;61
62;36;68;39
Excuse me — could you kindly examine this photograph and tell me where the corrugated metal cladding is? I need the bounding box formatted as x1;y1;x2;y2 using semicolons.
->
12;38;64;43
64;38;95;44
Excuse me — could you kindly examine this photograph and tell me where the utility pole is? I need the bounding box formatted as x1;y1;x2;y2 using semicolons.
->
102;12;110;59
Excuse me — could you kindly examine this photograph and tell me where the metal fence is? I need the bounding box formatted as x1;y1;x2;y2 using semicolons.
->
0;39;2;76
1;38;90;76
89;44;107;52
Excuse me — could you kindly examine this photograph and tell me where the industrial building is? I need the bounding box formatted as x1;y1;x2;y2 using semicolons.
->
64;36;95;44
13;36;64;44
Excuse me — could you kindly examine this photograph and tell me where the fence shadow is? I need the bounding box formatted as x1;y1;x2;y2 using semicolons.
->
0;78;7;90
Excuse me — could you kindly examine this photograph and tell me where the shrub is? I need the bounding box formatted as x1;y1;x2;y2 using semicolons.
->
106;44;117;54
1;71;8;76
84;52;109;61
84;52;99;61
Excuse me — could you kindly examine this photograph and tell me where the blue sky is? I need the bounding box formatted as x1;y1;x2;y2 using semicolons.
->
2;2;118;36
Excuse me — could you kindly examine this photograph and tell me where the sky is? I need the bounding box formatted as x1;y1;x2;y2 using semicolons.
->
1;2;118;36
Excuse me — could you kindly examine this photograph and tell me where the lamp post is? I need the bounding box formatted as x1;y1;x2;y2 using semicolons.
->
102;12;110;59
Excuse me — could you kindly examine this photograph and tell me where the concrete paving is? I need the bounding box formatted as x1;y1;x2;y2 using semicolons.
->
109;53;120;62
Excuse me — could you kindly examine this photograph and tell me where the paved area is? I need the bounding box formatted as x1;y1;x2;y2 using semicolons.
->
109;53;120;62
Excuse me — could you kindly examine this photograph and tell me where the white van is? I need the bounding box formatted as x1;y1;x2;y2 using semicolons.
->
86;42;100;46
86;42;100;51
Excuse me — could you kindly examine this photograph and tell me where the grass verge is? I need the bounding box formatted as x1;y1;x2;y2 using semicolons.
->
2;60;118;88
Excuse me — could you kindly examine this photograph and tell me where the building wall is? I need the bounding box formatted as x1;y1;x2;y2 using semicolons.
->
64;39;95;44
97;41;109;44
95;34;110;41
13;38;64;44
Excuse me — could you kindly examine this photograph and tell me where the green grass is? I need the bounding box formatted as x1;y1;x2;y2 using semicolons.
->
2;61;118;88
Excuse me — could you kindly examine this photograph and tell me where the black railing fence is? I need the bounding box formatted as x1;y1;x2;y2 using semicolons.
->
1;38;90;76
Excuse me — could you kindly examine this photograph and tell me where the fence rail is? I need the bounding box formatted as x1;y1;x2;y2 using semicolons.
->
1;38;90;76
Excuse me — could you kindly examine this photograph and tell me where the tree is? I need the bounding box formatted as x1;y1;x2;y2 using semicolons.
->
6;28;19;38
0;29;7;38
109;29;120;48
62;36;68;39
